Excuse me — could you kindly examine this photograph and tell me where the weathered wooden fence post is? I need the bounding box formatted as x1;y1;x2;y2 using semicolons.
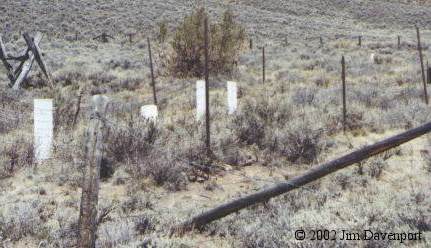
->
358;36;362;47
416;25;428;105
204;16;211;158
78;95;109;248
147;37;158;105
262;46;266;84
341;56;347;132
320;36;323;47
249;38;253;50
72;89;84;128
397;35;401;50
427;64;431;85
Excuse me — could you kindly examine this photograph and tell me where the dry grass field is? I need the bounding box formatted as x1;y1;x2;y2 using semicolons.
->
1;0;431;247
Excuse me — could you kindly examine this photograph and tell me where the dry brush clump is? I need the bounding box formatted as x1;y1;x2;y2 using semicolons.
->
0;136;34;179
103;117;192;190
0;200;46;242
230;90;328;165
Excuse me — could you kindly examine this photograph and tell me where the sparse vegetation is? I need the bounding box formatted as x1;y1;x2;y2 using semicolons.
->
1;1;431;247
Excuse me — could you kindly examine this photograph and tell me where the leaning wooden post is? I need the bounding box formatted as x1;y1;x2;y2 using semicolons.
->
176;121;431;232
320;36;323;47
147;37;158;105
13;33;43;90
358;36;362;47
23;33;52;87
249;38;253;50
262;46;266;84
78;95;109;248
341;56;347;132
416;25;428;105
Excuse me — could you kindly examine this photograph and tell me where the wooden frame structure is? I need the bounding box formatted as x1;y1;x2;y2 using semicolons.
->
0;32;52;89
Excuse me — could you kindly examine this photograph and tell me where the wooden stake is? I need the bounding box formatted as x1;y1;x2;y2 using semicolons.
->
129;33;133;44
262;46;265;84
147;37;158;105
427;65;431;85
204;16;211;158
397;35;401;50
341;56;347;132
416;25;428;105
320;36;323;47
72;88;84;128
249;38;253;50
358;36;362;47
176;121;431;232
78;95;109;248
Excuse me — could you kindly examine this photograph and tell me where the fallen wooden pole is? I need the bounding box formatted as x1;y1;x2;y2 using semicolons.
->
177;121;431;232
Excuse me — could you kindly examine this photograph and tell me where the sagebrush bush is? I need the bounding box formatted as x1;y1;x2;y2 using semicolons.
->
169;8;246;77
271;127;323;164
0;201;44;241
0;137;34;177
105;120;160;164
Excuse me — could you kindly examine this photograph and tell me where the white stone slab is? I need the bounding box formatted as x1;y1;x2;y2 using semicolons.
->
140;105;158;121
34;99;53;163
196;80;206;119
227;81;238;114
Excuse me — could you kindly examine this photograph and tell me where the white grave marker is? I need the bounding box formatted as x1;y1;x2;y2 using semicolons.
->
34;99;53;162
140;105;158;121
227;81;238;114
92;95;109;113
196;80;206;119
